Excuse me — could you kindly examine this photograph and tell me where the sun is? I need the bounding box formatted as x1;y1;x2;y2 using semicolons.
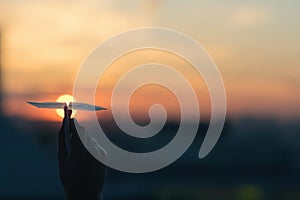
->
55;94;77;119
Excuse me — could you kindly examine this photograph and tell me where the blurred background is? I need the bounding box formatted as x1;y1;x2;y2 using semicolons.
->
0;0;299;199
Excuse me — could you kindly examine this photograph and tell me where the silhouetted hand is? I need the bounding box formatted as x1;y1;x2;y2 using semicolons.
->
58;106;106;200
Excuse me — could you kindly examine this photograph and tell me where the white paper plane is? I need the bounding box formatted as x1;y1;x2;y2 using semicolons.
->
27;101;106;156
27;101;107;111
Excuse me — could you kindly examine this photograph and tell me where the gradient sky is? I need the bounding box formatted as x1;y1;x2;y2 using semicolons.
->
0;0;299;121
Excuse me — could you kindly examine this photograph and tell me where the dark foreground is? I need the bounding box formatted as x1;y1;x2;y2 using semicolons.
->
1;116;300;200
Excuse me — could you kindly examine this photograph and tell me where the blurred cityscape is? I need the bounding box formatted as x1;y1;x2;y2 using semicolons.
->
1;109;300;200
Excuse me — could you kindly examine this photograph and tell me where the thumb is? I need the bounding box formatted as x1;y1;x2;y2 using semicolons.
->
63;105;72;119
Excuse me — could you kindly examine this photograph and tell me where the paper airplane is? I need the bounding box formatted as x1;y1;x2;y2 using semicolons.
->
27;101;107;111
27;101;107;156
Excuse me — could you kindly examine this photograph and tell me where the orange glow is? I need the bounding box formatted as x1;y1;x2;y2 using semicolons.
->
1;1;300;122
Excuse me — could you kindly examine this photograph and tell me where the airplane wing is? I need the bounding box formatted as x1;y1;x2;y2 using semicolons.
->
27;101;107;111
27;101;66;109
70;102;107;111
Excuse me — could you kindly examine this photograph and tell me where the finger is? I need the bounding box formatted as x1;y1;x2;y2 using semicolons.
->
58;117;68;165
64;105;72;119
68;109;72;118
63;115;72;156
63;104;68;118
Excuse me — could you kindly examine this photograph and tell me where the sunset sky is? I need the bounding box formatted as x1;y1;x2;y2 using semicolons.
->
0;0;299;122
